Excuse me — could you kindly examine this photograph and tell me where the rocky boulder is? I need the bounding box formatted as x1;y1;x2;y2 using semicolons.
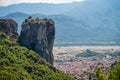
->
20;17;55;65
0;18;18;40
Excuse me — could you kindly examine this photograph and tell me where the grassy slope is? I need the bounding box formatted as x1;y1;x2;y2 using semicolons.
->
0;32;75;80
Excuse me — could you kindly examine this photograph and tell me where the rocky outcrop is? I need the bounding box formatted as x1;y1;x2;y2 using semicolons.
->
0;18;18;40
20;17;55;65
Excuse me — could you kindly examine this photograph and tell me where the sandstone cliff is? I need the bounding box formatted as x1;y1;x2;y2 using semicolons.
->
20;17;55;65
0;18;18;40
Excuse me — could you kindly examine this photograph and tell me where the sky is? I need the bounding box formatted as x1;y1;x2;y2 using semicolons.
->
0;0;84;6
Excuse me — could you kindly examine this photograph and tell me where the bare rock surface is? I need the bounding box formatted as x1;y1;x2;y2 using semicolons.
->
20;17;55;65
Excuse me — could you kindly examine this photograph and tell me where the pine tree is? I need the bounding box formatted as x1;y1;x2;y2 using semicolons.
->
95;67;106;80
107;59;120;80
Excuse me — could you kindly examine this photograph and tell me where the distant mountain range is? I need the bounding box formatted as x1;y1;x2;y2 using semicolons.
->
0;0;120;43
0;2;80;16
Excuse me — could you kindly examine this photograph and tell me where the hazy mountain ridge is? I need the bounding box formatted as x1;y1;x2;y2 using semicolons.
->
0;2;80;16
0;0;120;43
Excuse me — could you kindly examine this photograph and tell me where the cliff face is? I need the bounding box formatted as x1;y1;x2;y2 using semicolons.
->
0;27;75;80
0;18;18;40
20;17;55;65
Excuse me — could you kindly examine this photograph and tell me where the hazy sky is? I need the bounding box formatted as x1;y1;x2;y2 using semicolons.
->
0;0;84;6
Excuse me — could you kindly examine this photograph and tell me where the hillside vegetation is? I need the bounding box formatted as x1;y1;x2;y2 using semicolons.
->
0;32;75;80
95;58;120;80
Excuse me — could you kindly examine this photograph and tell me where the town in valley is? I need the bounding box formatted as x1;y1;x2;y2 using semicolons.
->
53;46;120;79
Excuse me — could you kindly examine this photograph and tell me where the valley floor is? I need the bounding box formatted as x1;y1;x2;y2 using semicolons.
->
53;46;120;80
